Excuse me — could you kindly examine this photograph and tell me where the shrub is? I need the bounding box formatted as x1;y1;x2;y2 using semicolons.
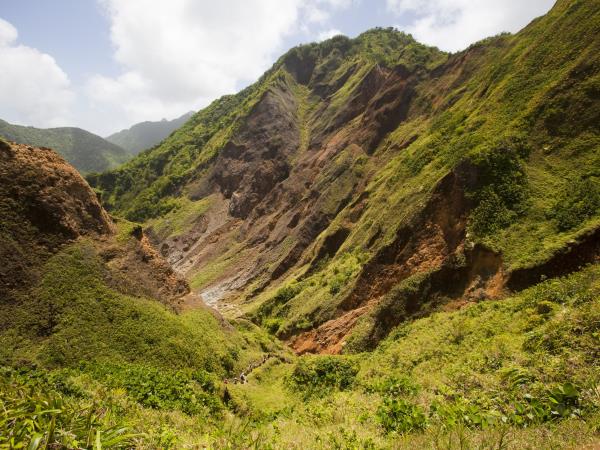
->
0;367;138;449
430;398;501;429
468;139;530;236
376;398;427;433
551;176;600;231
84;363;222;416
254;282;303;323
370;376;420;397
286;356;358;397
263;317;283;334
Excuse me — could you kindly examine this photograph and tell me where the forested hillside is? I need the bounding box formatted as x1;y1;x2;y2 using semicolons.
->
0;119;129;173
106;111;194;155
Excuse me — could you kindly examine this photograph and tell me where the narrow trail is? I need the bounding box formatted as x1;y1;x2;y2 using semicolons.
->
225;353;291;385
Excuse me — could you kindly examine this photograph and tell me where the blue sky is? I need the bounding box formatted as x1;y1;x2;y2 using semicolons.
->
1;0;117;84
0;0;555;136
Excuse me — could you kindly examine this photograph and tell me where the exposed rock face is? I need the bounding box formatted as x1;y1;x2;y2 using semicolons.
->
0;141;113;299
98;224;191;306
0;140;192;308
150;39;454;314
92;2;600;354
209;78;300;219
0;141;113;239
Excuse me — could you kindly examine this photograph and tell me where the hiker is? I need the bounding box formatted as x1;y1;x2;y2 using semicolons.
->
223;386;231;404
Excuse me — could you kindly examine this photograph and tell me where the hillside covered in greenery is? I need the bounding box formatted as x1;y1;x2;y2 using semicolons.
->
90;0;600;349
0;119;130;174
1;0;599;448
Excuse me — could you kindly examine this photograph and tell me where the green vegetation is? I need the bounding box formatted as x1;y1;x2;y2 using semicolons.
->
146;195;212;241
551;175;600;231
251;250;368;337
218;265;600;448
467;138;530;237
30;264;587;448
0;242;237;371
106;111;194;155
8;234;598;447
2;1;600;447
286;356;359;398
0;237;287;447
0;367;138;449
0;119;129;174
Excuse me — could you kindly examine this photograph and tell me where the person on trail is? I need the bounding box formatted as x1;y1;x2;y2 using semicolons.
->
240;373;247;384
223;386;231;404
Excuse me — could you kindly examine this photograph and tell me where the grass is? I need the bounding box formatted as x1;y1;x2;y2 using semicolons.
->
251;249;368;337
0;240;276;377
221;263;600;448
1;241;599;448
146;195;212;241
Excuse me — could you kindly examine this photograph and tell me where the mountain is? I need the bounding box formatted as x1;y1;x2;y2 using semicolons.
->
106;111;194;155
0;137;281;446
3;0;600;447
90;0;600;351
85;1;600;443
0;119;129;174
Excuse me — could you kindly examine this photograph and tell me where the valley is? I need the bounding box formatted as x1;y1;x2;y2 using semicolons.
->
0;0;599;448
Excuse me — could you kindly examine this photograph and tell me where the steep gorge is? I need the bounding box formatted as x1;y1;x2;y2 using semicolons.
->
89;0;600;354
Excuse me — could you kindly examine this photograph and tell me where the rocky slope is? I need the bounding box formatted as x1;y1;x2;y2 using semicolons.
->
0;119;129;174
0;140;275;380
90;0;600;354
0;139;113;300
106;111;194;155
0;139;223;359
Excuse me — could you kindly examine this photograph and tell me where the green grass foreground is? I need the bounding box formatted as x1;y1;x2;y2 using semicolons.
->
2;259;598;448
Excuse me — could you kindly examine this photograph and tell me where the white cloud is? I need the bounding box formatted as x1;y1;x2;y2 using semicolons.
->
0;18;74;128
0;18;18;45
87;0;359;135
303;0;359;27
88;0;304;134
317;28;344;42
305;5;330;24
386;0;555;52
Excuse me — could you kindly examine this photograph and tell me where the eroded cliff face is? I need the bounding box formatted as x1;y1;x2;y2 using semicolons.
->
146;40;508;327
93;0;600;354
0;141;113;299
0;140;190;308
151;38;441;307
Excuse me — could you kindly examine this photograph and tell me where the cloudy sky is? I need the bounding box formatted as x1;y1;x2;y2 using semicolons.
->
0;0;555;136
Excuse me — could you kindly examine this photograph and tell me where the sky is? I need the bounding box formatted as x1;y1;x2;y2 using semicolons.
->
0;0;555;137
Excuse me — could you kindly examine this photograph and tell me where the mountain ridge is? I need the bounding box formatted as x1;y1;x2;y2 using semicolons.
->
106;111;195;155
90;0;600;353
0;119;130;174
2;1;600;447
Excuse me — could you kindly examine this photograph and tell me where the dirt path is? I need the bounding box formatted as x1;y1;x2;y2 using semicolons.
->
225;354;290;385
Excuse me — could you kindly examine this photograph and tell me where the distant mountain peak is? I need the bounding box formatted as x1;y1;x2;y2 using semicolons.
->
0;119;129;174
106;111;195;155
